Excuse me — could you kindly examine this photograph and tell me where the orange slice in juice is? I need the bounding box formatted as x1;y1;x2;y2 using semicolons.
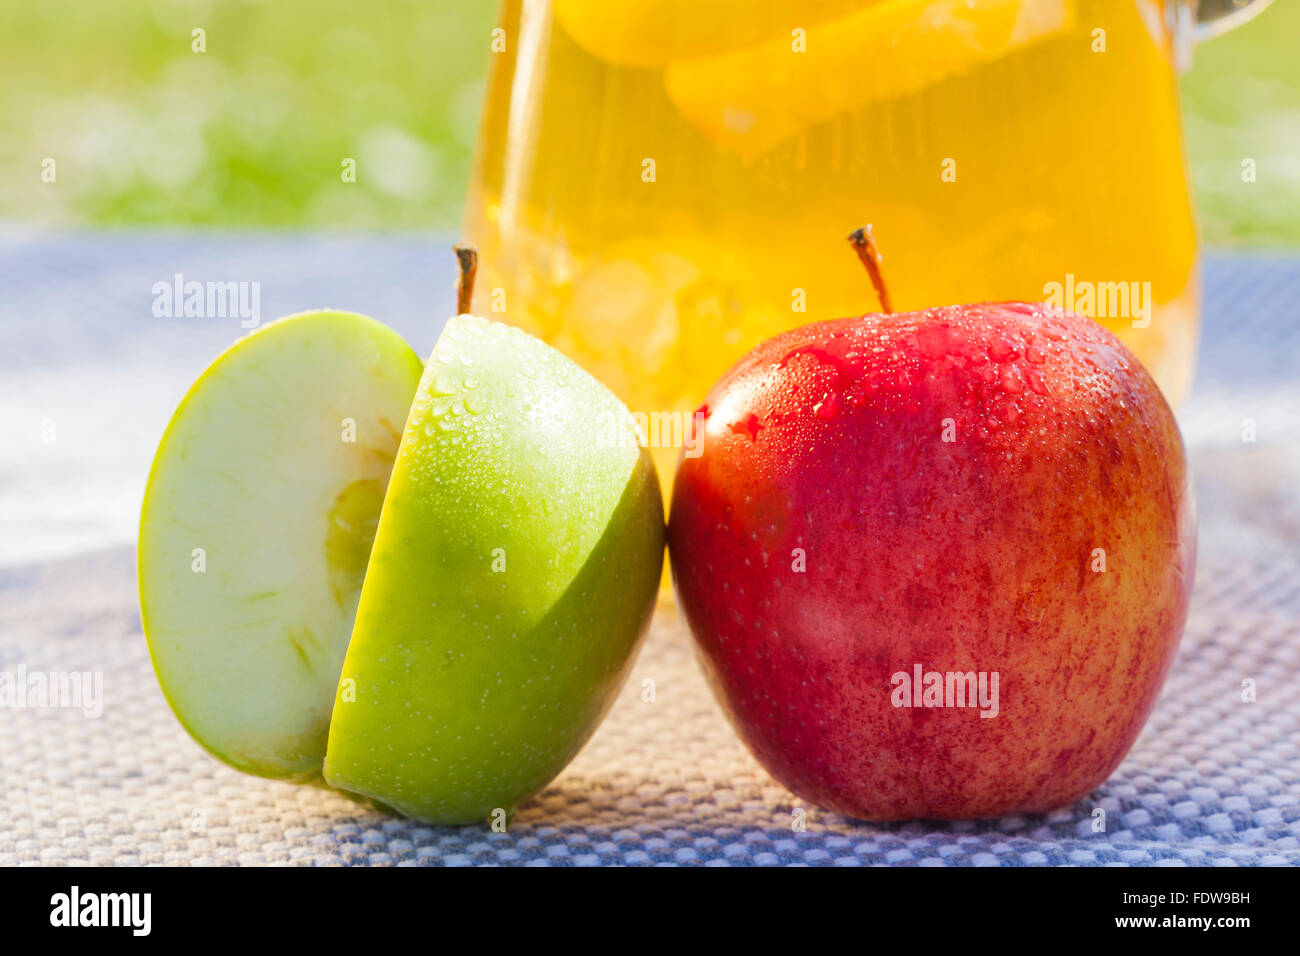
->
553;0;886;69
665;0;1075;160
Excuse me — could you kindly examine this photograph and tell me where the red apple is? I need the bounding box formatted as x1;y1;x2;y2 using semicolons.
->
668;231;1195;820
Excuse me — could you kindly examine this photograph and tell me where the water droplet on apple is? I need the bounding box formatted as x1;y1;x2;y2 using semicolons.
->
429;372;460;395
728;413;762;441
814;392;840;421
989;337;1019;362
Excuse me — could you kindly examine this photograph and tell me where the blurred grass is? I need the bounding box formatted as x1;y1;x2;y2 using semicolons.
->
0;0;1295;244
1180;0;1300;245
0;0;497;230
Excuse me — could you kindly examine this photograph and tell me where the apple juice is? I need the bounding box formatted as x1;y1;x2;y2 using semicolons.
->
464;0;1200;486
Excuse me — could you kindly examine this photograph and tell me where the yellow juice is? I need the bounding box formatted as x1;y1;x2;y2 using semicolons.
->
465;0;1200;488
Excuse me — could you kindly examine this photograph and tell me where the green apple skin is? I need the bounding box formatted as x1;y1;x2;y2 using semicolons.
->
139;311;423;782
323;315;664;825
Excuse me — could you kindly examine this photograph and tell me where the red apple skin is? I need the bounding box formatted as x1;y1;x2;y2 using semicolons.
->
669;303;1196;820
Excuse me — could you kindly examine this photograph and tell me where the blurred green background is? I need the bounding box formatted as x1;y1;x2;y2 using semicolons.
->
1;0;1295;244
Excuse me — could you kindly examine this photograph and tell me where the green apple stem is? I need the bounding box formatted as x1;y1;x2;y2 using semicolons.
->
454;244;478;315
848;225;893;314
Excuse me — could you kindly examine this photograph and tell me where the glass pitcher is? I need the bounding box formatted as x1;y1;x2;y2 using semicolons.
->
464;0;1272;483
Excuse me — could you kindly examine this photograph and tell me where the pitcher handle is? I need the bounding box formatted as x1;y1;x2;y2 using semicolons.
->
1170;0;1274;70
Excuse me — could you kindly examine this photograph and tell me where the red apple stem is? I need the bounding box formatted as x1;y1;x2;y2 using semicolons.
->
454;243;478;315
848;225;893;314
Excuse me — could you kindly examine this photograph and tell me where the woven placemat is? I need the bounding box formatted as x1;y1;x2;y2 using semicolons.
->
0;544;1297;866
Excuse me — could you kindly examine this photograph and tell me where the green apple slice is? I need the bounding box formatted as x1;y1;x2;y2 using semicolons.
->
323;312;665;825
139;311;423;782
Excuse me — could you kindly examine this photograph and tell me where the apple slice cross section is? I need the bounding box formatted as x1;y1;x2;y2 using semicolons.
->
139;311;424;781
322;314;665;825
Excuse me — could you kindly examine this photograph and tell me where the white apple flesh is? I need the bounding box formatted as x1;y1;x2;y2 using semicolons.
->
138;311;423;781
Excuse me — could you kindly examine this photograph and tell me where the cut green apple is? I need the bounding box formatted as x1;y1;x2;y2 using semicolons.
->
139;311;423;781
322;302;665;824
140;254;666;822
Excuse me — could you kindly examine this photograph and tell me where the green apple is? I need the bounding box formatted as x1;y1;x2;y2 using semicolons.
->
322;257;665;824
139;311;423;781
